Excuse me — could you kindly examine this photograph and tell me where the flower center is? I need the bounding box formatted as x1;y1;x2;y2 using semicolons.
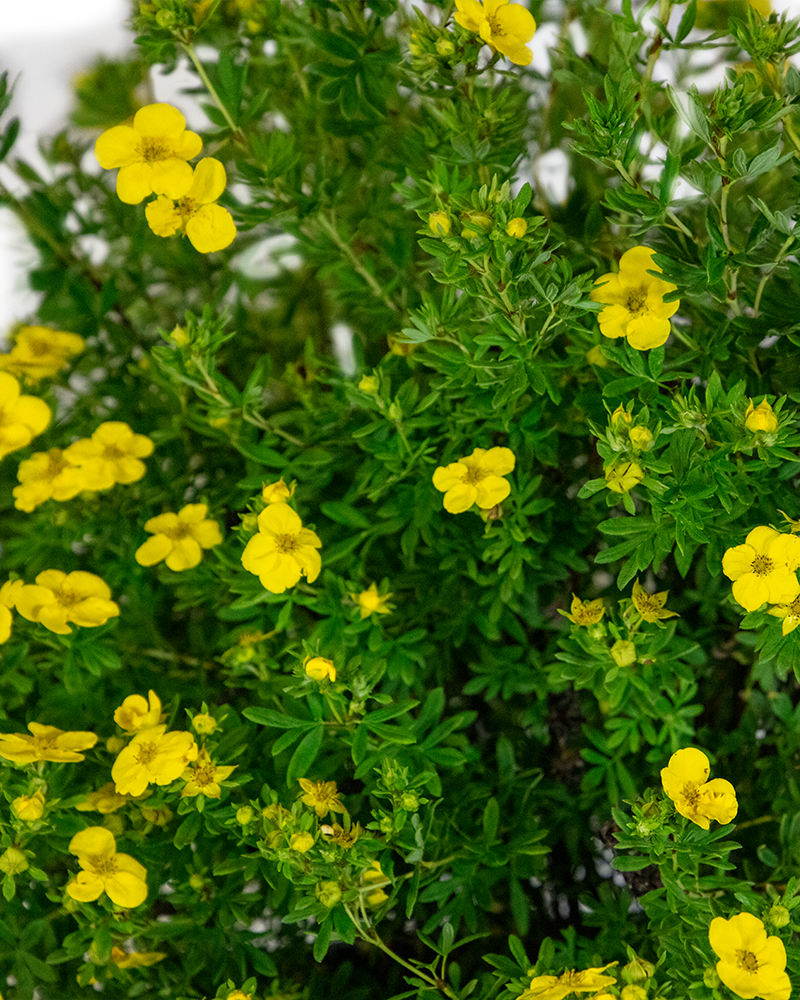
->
485;14;504;37
135;742;158;766
736;950;759;973
750;554;773;577
138;137;172;163
54;588;80;608
193;763;216;786
275;533;299;553
626;289;648;314
462;466;487;485
682;781;701;806
102;444;127;461
88;854;117;878
168;523;193;541
28;337;52;357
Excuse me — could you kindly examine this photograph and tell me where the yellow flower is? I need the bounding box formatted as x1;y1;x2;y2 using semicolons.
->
461;211;493;236
660;748;738;829
112;725;198;796
561;595;605;627
111;947;166;968
94;102;202;204
349;582;392;619
304;655;336;682
320;821;363;848
506;217;527;238
709;912;791;1000
135;503;223;571
360;860;390;907
621;987;647;1000
610;639;636;668
604;461;644;494
145;157;236;253
12;448;85;512
632;579;679;624
520;963;618;1000
745;399;778;434
298;778;345;819
180;747;236;798
115;691;163;734
226;992;253;1000
11;791;45;821
262;478;295;503
629;426;654;451
140;805;173;826
75;783;134;814
768;594;800;636
66;826;148;908
0;580;22;645
387;333;417;356
611;404;632;426
192;712;218;734
0;372;51;460
428;211;451;236
290;831;315;853
0;326;85;382
586;344;609;367
591;246;679;351
432;446;515;514
0;722;97;763
454;0;536;66
63;421;155;491
722;526;800;612
15;569;120;635
241;502;322;594
358;374;379;394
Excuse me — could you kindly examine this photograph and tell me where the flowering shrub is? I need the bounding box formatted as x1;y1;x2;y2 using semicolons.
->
1;2;800;999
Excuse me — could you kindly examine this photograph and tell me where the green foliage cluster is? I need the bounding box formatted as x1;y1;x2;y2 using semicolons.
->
1;1;800;998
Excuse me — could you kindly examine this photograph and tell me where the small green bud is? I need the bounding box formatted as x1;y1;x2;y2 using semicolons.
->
703;967;721;989
315;880;342;908
0;847;29;875
769;904;791;928
237;805;254;825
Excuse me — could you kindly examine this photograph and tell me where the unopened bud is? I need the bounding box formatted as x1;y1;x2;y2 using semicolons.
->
0;847;29;875
769;904;791;928
316;880;343;908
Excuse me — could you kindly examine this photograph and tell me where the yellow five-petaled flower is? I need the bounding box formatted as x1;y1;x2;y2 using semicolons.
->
241;503;322;594
722;526;800;613
0;326;85;382
0;722;98;764
145;157;237;253
0;372;51;461
660;748;738;830
349;582;392;619
66;826;148;909
433;446;515;514
519;962;618;1000
135;503;223;571
709;912;791;1000
454;0;537;66
631;579;679;624
298;778;345;819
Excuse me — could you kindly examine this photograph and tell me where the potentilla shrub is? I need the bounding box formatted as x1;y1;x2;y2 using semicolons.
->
1;1;800;998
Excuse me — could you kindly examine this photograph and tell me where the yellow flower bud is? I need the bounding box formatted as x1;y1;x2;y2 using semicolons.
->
605;462;644;494
262;478;294;504
506;217;527;238
316;880;343;907
610;640;637;668
141;806;174;826
0;847;29;875
461;211;493;236
622;955;656;983
11;791;45;821
387;334;416;356
629;426;654;451
240;513;258;534
358;374;379;394
586;344;609;367
428;211;451;236
621;988;647;1000
745;399;778;433
436;37;455;56
106;736;126;754
769;904;791;928
168;325;191;348
192;713;218;734
290;831;315;853
189;874;205;891
611;404;633;426
236;805;254;825
304;656;336;682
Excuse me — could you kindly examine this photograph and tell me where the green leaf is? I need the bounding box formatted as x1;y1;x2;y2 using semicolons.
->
286;725;324;784
482;797;499;843
174;811;202;850
313;916;333;962
242;708;314;729
674;0;696;44
320;500;372;528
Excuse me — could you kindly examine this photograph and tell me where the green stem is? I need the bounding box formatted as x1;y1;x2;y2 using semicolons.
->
316;214;398;313
182;43;244;139
753;234;795;317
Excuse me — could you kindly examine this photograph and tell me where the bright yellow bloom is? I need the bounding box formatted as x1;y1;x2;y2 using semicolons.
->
12;448;85;512
94;103;202;204
192;712;218;734
11;791;45;821
262;478;295;503
604;461;644;494
63;421;154;491
0;722;97;763
660;748;738;829
610;640;636;668
433;446;515;513
591;247;679;351
506;217;527;238
181;747;236;798
15;569;120;635
226;992;253;1000
0;372;51;460
722;526;800;612
745;399;778;434
349;582;392;619
145;158;236;253
241;503;322;594
111;947;166;968
428;211;451;236
112;725;198;796
768;594;800;636
520;963;618;1000
290;831;315;853
562;595;605;626
299;778;345;819
135;503;223;571
114;691;163;733
0;326;84;382
632;579;679;624
709;912;791;1000
454;0;536;66
304;656;336;682
361;860;390;907
0;580;22;645
66;826;148;908
75;783;134;814
629;426;654;451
